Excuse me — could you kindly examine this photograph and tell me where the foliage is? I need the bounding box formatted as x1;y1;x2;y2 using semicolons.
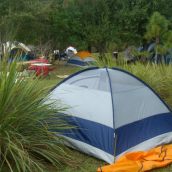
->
0;60;72;172
1;0;172;54
78;0;112;53
50;1;84;49
95;53;116;68
145;12;169;42
134;51;151;62
0;0;53;44
144;11;172;58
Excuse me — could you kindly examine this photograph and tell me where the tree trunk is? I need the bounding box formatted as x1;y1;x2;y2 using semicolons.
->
97;42;107;60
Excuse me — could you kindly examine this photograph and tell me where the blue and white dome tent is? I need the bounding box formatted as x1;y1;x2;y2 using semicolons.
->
49;67;172;163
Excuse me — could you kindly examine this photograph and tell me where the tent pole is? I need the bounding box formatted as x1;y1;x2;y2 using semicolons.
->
106;68;117;160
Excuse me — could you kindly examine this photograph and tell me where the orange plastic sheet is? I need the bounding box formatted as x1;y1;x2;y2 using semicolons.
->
97;144;172;172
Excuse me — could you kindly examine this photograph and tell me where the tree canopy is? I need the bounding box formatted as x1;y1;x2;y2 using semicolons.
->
0;0;172;52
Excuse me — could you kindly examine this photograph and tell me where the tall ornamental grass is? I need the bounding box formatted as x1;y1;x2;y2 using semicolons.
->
0;60;71;172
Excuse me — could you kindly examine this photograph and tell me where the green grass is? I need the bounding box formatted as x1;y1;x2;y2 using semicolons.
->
0;60;77;172
27;61;172;172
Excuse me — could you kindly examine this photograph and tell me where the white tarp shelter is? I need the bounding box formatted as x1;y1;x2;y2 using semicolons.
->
2;41;31;54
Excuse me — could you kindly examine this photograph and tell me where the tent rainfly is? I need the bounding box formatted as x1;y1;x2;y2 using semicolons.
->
67;51;95;67
49;67;172;164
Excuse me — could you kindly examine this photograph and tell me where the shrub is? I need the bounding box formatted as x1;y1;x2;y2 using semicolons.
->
0;60;71;172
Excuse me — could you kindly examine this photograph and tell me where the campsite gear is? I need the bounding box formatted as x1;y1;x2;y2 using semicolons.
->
56;75;69;79
76;51;92;59
29;63;52;76
29;58;49;64
49;67;172;164
124;47;136;63
2;41;32;61
113;51;118;59
66;46;77;58
138;42;172;64
59;51;68;60
165;49;172;64
28;63;53;76
97;144;172;172
66;46;77;54
67;51;95;67
2;41;31;53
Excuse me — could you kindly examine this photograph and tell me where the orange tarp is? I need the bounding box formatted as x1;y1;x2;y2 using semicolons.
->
76;51;92;59
97;144;172;172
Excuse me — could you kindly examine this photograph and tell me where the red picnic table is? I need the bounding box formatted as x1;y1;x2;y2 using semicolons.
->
28;63;54;76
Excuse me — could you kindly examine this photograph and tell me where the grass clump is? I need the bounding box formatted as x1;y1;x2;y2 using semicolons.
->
0;60;72;172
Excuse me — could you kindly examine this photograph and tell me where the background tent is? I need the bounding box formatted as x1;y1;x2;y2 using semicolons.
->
65;46;77;59
49;67;172;163
3;41;31;53
138;42;172;64
1;41;34;61
67;51;95;67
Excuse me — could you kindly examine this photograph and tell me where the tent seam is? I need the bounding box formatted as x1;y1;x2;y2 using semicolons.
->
105;68;115;129
106;68;116;158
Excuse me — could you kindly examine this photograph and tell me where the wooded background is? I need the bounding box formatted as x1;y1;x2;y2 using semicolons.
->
0;0;172;52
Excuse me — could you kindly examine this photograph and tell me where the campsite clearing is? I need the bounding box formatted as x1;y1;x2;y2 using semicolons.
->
37;61;172;172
